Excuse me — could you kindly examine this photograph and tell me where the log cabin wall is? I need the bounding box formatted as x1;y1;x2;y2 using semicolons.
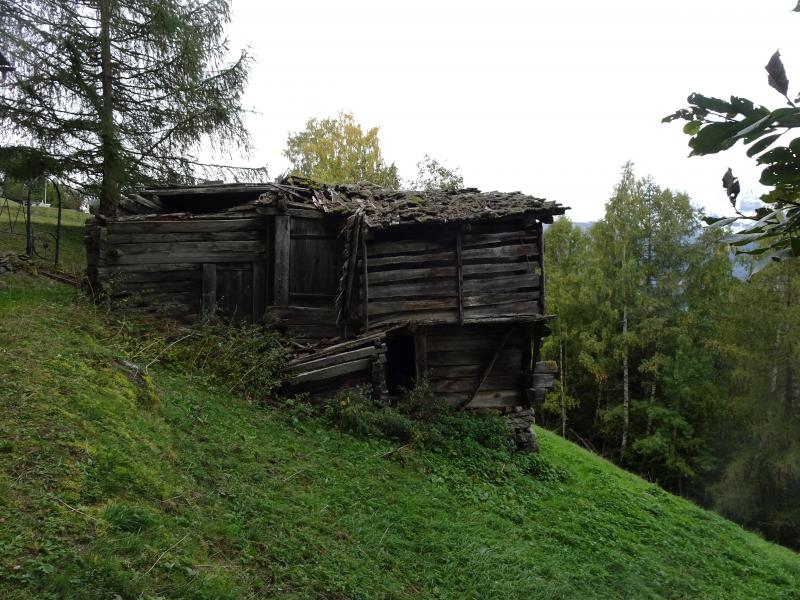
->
416;324;533;410
360;217;543;330
86;216;269;323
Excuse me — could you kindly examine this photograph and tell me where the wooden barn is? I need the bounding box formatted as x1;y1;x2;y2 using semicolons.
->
85;178;566;447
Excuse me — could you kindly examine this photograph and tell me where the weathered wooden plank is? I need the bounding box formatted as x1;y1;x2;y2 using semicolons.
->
96;262;198;274
461;326;514;409
289;358;373;385
463;302;540;320
463;291;541;308
252;262;267;323
287;331;391;364
368;250;455;268
109;252;267;265
368;278;456;300
285;346;381;373
428;348;522;367
110;240;265;256
107;230;264;244
202;263;216;314
461;230;536;248
367;238;453;257
368;265;456;285
368;297;457;317
463;274;540;294
462;262;534;277
106;218;263;234
456;227;464;324
461;243;539;262
283;323;341;340
361;232;369;331
108;269;202;284
430;374;521;393
111;280;199;295
367;309;459;328
273;214;291;305
426;335;524;352
265;305;336;325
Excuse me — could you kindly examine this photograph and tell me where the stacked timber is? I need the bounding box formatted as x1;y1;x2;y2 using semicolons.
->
423;324;528;409
87;216;268;322
362;218;543;329
284;331;389;399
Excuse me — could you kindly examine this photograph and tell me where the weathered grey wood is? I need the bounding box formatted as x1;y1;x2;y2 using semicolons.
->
202;263;217;314
430;374;521;393
110;240;265;256
257;206;326;220
456;227;464;324
520;324;534;376
463;291;541;308
368;249;455;268
537;220;546;314
461;230;536;248
463;302;540;320
109;251;267;265
144;184;273;196
460;326;514;409
368;238;453;257
111;280;199;295
273;213;291;305
106;218;263;234
252;262;267;323
368;297;457;317
361;232;369;331
414;327;427;382
289;357;373;385
461;243;539;262
428;348;522;368
285;345;380;373
462;262;533;277
368;278;456;300
96;262;199;274
463;274;540;294
107;230;264;244
367;310;459;329
265;305;336;325
341;217;362;322
427;335;523;352
368;265;456;285
286;330;391;364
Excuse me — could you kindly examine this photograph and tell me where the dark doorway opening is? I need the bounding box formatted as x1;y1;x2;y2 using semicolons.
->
385;334;416;395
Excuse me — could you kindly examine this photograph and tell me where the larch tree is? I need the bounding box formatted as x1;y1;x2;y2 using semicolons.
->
0;0;263;216
284;111;400;189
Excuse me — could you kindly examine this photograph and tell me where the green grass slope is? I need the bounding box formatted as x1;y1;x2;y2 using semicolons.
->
1;275;799;599
0;203;87;274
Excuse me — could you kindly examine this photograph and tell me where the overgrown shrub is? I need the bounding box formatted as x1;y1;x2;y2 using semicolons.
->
115;317;291;401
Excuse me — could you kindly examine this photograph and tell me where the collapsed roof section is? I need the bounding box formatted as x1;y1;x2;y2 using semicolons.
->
121;176;567;227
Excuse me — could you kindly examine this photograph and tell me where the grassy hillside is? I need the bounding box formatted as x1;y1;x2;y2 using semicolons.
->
0;202;87;274
1;274;799;599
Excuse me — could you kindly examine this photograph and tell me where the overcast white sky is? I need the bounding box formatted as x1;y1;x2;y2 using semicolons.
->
226;0;800;222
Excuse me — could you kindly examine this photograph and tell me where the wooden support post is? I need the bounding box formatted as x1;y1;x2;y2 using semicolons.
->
252;261;266;323
273;213;291;305
202;263;217;315
456;226;464;324
414;327;427;383
521;323;534;387
361;230;369;331
460;326;514;410
537;220;545;314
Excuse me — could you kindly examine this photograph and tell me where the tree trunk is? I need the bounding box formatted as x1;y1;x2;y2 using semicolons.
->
646;380;656;435
98;0;118;216
621;303;630;462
